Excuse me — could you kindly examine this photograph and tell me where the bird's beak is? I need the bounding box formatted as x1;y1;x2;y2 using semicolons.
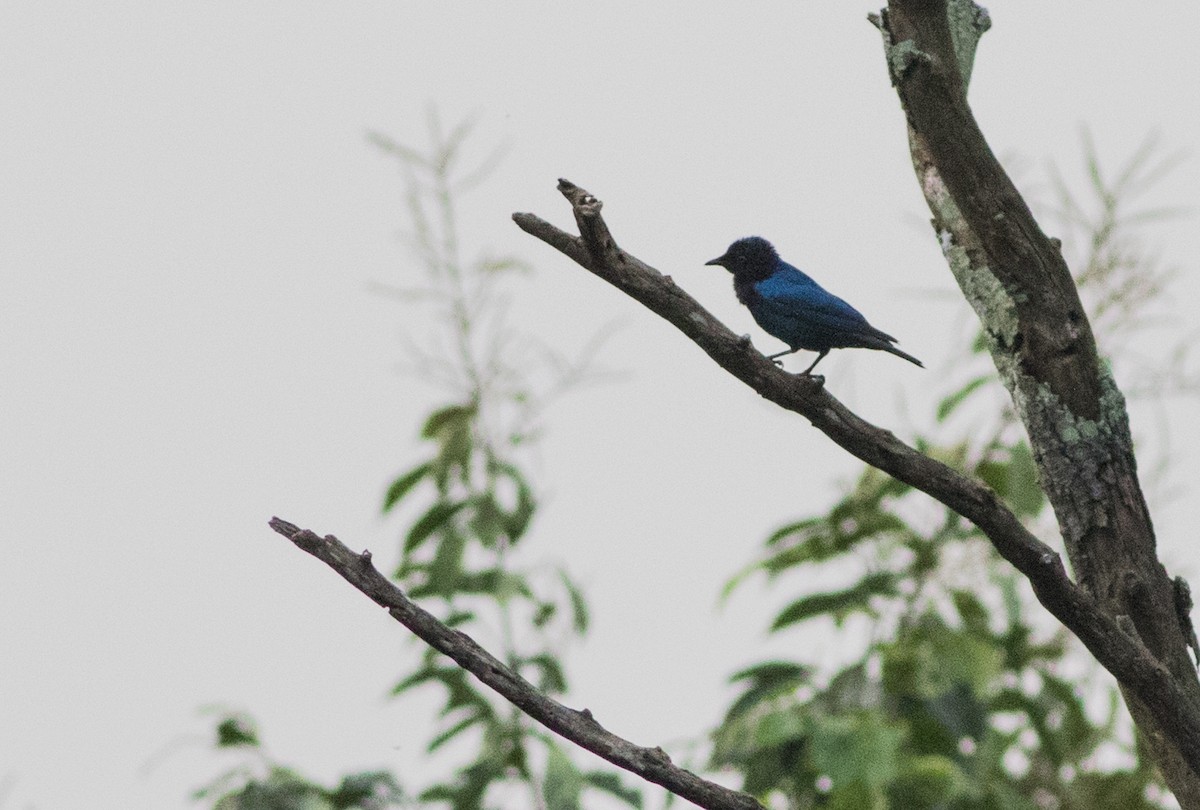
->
704;255;726;267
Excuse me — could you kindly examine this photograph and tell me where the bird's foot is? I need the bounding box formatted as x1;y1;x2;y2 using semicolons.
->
801;373;825;388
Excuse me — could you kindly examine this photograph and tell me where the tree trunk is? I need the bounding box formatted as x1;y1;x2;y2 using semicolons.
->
873;0;1200;801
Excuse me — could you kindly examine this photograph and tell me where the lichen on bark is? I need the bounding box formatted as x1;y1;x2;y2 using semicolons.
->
1012;370;1134;558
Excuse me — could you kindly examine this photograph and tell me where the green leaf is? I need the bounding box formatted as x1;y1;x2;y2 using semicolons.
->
503;475;537;542
212;767;327;810
468;493;504;547
421;403;477;439
724;494;912;602
883;617;1003;701
485;461;538;543
809;712;902;792
730;660;811;685
433;422;473;489
976;442;1045;518
451;568;501;594
404;500;467;555
427;709;487;753
936;374;992;422
1006;441;1045;517
395;669;493;738
495;719;531;776
889;755;966;807
1068;770;1162;810
327;771;404;809
393;665;494;730
1038;672;1096;762
720;561;765;602
382;461;432;513
725;661;812;720
392;663;451;696
443;610;476;628
419;403;475;489
971;329;989;354
532;601;556;628
975;459;1008;495
417;784;456;803
418;753;502;810
771;572;897;631
494;570;532;601
989;687;1029;714
521;653;568;693
753;707;808;748
813;663;878;715
559;569;589;634
425;530;467;596
582;771;642;809
951;590;992;636
765;516;824;547
1000;574;1022;629
542;743;583;810
215;714;259;748
828;780;885;810
918;682;989;751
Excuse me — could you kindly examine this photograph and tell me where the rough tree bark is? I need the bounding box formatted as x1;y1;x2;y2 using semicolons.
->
872;0;1200;802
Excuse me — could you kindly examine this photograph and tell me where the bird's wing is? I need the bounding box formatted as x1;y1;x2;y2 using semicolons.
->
754;265;898;347
756;268;874;329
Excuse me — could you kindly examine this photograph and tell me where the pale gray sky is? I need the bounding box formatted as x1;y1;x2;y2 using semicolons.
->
2;3;1198;808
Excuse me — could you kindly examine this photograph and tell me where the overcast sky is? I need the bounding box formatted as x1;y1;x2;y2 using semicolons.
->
3;3;1199;808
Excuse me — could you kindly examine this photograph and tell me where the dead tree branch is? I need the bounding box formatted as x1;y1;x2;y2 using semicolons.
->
267;517;763;810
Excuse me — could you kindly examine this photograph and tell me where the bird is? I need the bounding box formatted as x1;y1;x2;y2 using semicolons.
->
705;236;922;376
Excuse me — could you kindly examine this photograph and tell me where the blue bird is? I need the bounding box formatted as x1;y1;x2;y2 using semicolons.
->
705;236;922;375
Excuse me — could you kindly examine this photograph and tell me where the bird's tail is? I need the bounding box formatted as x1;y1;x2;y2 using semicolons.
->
884;344;923;368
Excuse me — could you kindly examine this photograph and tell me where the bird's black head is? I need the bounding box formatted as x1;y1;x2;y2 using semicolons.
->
704;236;780;281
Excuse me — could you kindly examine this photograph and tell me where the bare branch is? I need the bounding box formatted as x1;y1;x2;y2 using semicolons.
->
268;517;763;810
511;179;1200;781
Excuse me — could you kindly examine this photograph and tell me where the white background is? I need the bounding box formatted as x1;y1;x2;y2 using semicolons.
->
2;3;1198;808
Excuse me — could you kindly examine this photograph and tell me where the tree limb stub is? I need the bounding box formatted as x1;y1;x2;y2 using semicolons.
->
267;517;763;810
511;179;1200;781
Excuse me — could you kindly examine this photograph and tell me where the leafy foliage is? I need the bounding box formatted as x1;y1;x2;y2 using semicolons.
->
196;113;634;810
371;112;633;810
194;712;405;810
712;440;1165;808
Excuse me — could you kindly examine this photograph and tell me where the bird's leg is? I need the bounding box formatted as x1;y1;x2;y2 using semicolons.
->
766;347;799;361
800;349;830;376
